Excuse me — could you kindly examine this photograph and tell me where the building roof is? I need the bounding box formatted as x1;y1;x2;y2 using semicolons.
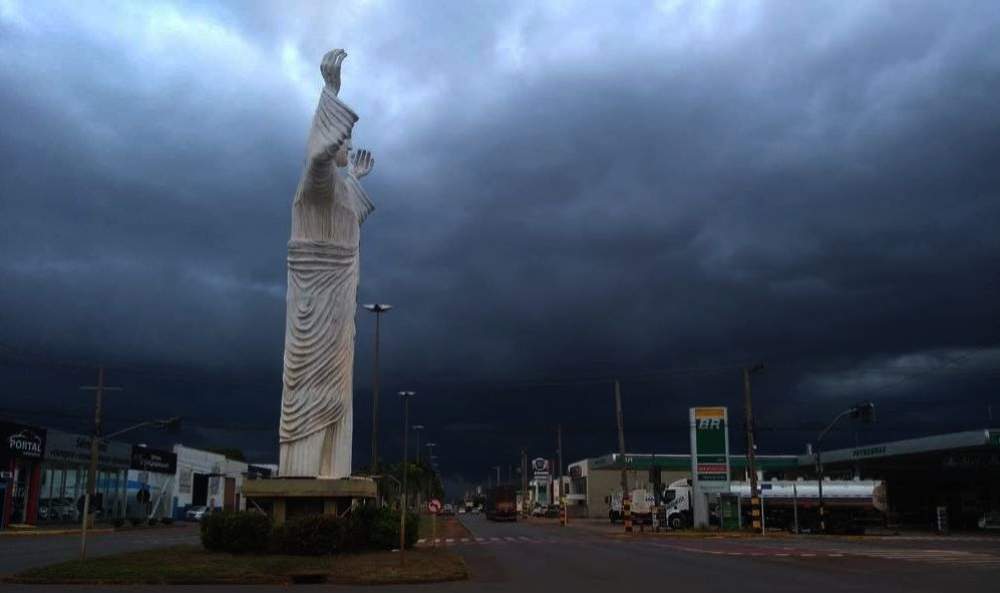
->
585;452;799;471
798;429;1000;466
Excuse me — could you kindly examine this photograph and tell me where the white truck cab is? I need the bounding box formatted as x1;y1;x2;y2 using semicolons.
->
662;479;694;529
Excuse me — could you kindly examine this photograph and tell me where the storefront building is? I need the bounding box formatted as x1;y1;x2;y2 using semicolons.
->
127;446;178;520
1;421;47;528
37;429;132;524
171;445;248;518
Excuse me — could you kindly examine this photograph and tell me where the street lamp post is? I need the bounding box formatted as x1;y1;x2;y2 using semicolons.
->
412;425;424;464
815;402;875;533
363;304;392;474
398;390;415;566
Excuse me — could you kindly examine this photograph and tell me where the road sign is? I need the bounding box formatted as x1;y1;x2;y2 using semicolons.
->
428;499;442;514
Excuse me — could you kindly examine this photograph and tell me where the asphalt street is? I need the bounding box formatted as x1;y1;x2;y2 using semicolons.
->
2;516;999;592
0;523;200;574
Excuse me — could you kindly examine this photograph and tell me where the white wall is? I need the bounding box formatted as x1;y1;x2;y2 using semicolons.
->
172;445;227;510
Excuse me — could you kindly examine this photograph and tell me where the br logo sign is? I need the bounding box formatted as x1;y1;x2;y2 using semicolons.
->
428;499;442;514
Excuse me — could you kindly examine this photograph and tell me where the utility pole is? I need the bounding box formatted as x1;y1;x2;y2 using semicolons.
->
743;363;764;534
363;304;392;474
79;366;122;560
521;448;528;518
615;380;631;533
398;390;415;566
557;424;566;526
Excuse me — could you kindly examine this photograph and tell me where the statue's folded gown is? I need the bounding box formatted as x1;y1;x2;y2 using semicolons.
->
279;168;373;478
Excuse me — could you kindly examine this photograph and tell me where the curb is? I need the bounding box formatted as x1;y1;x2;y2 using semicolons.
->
0;528;115;538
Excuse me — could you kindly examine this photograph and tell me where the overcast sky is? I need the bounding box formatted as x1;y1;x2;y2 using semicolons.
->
1;1;998;492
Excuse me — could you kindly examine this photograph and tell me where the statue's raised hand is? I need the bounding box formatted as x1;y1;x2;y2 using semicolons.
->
350;149;374;179
305;49;357;168
320;49;347;95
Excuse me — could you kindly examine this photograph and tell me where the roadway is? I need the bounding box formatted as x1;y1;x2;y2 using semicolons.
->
2;515;998;591
441;514;1000;592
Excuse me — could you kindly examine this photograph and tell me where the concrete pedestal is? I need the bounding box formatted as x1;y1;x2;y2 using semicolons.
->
243;477;376;525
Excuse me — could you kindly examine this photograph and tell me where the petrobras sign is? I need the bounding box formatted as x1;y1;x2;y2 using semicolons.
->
1;421;46;462
532;458;549;473
689;407;730;493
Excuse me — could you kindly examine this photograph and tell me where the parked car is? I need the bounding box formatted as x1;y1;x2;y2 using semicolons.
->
457;506;466;514
441;503;456;516
185;505;211;521
979;511;1000;530
531;504;549;517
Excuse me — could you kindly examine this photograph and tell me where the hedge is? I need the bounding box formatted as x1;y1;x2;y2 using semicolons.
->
272;514;345;556
200;506;420;556
200;511;271;554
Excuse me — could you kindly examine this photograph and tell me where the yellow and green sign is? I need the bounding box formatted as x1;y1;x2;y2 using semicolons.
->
689;407;730;493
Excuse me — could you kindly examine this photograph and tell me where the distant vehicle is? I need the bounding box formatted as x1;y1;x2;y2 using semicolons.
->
457;506;466;514
486;485;518;521
661;478;886;532
471;506;481;514
441;503;455;516
185;505;211;521
52;498;79;521
608;489;656;525
979;511;1000;530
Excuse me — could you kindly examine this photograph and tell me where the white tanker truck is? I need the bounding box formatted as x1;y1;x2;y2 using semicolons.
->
661;478;887;532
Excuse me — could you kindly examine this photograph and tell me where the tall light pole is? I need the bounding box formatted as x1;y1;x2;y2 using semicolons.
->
363;304;392;474
493;465;501;486
398;390;415;566
425;442;436;468
412;425;424;464
815;402;875;533
743;363;764;534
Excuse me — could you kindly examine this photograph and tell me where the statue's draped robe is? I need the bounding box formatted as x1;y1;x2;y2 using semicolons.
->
279;131;373;478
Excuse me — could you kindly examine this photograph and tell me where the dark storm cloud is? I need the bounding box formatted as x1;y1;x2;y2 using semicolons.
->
1;1;999;482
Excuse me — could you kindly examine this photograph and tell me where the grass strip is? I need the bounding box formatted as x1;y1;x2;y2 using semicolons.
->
7;544;468;585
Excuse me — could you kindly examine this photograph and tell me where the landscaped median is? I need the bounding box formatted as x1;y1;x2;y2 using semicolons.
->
5;544;468;585
5;508;470;586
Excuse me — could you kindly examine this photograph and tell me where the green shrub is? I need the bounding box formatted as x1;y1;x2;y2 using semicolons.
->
129;517;143;527
352;506;419;551
200;511;271;554
274;514;345;556
161;517;174;525
112;518;125;528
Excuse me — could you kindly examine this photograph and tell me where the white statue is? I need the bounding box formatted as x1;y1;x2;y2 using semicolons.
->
279;49;375;478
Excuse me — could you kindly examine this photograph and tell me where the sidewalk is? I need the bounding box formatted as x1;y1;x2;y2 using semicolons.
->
1;522;188;538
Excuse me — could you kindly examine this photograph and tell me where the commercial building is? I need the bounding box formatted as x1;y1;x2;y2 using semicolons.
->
126;445;178;520
37;429;133;525
1;419;269;529
799;428;1000;529
170;444;252;519
567;452;799;519
1;421;46;527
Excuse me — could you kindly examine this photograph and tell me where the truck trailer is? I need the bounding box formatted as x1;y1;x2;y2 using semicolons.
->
485;485;518;522
662;478;887;532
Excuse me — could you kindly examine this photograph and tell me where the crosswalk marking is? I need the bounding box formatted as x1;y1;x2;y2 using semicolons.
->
414;534;1000;568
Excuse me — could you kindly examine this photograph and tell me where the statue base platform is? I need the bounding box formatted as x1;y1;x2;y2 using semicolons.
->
243;477;376;525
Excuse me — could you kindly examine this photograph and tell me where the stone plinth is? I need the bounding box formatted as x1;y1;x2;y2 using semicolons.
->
243;477;376;525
